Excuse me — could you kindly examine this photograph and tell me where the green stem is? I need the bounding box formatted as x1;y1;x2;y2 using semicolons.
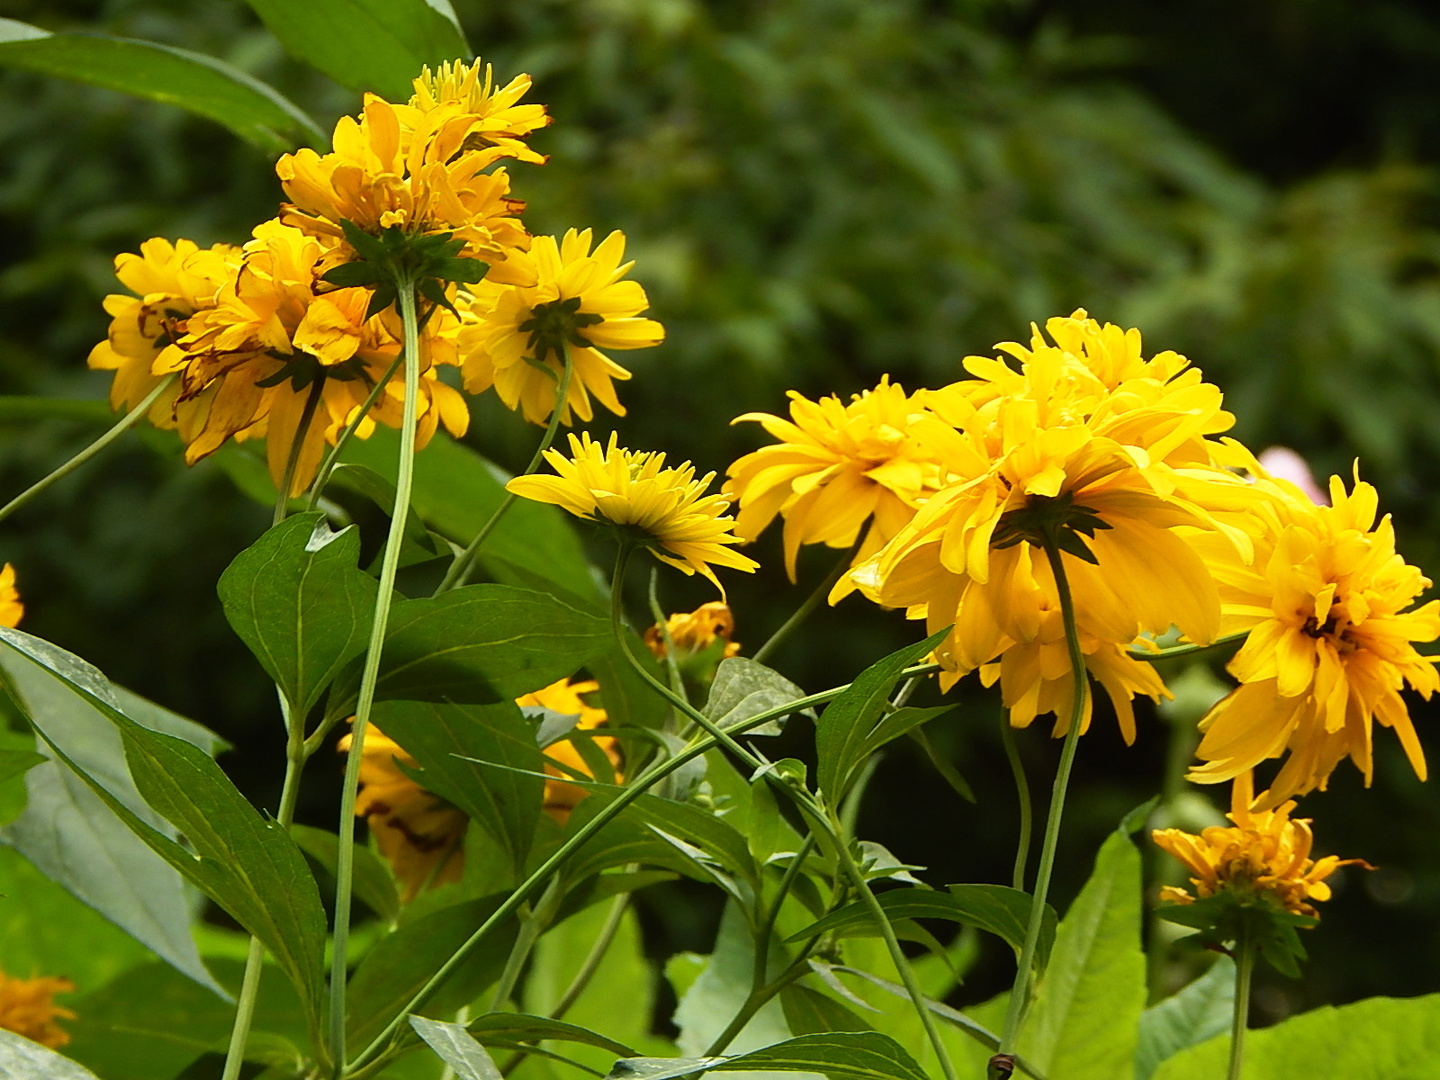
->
752;531;866;665
0;372;177;526
702;962;811;1058
330;281;424;1073
1130;631;1247;663
1228;936;1254;1080
304;352;405;511
434;348;576;595
998;541;1089;1055
274;374;327;526
999;713;1033;894
488;878;562;1012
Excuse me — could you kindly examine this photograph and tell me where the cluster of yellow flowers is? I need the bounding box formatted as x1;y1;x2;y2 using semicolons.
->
89;60;663;497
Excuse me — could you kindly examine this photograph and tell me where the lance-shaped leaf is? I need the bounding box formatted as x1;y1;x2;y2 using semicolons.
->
412;1017;504;1080
703;658;809;736
607;1032;929;1080
0;1029;103;1080
815;630;949;800
1135;958;1234;1080
243;0;469;102
219;512;379;718
0;19;322;152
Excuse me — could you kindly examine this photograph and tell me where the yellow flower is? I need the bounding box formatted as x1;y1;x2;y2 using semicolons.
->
1189;464;1440;806
156;220;468;495
458;229;664;425
519;678;623;823
507;432;759;593
399;59;551;167
87;236;241;423
644;602;741;660
0;970;76;1049
340;724;468;903
725;377;942;585
0;564;22;629
1152;777;1368;919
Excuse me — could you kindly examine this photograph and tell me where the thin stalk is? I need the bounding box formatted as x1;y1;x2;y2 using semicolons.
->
274;375;327;525
999;714;1033;893
488;878;562;1012
647;568;686;701
330;281;424;1071
305;352;405;511
752;531;865;665
0;372;177;526
1227;936;1254;1080
435;350;576;594
998;541;1089;1055
551;890;630;1021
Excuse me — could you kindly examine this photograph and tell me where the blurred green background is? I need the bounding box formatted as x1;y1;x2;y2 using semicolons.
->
2;0;1439;1033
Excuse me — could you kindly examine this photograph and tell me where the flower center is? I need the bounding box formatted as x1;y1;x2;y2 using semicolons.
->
991;491;1113;565
520;296;604;365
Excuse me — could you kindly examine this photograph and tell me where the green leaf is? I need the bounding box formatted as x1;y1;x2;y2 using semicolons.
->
243;0;469;101
465;1012;639;1057
0;1030;102;1080
327;463;437;556
0;19;322;152
781;985;875;1036
671;901;792;1057
608;1032;929;1080
814;630;949;801
703;658;809;736
0;631;224;996
1152;992;1440;1080
1016;826;1146;1080
372;699;545;880
412;1017;504;1080
219;512;379;717
855;706;952;764
289;822;401;924
0;629;327;1034
0;747;44;785
1135;958;1233;1080
331;584;610;713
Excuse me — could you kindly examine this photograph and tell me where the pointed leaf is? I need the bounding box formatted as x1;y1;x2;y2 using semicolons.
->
411;1017;504;1080
465;1013;639;1057
1135;958;1234;1080
289;822;401;924
703;658;809;736
0;1029;102;1080
608;1033;929;1080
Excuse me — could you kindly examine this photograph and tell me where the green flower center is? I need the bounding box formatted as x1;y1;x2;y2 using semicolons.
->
520;296;604;365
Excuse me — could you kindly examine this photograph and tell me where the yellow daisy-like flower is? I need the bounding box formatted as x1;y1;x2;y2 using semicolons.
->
0;970;76;1049
1189;462;1440;806
507;432;758;593
398;59;551;167
644;602;741;661
1152;778;1368;920
87;236;241;423
0;564;23;629
519;678;623;823
725;377;942;585
458;228;664;425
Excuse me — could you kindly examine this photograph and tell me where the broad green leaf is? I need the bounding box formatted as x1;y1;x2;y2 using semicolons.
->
0;630;224;995
412;1017;504;1080
1017;827;1146;1080
1135;958;1233;1080
788;885;1056;970
328;462;438;557
290;822;401;924
1153;992;1440;1080
814;630;949;801
0;1029;102;1080
781;985;874;1036
0;630;327;1031
703;658;808;737
588;639;671;731
219;512;379;717
331;584;610;712
372;699;545;879
0;19;322;152
243;0;469;102
607;1033;928;1080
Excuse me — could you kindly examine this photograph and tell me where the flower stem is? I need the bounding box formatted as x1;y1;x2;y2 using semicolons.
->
999;712;1033;894
998;540;1089;1057
274;374;328;525
752;530;865;665
0;373;177;526
434;348;576;595
329;280;424;1072
304;352;405;511
1228;935;1255;1080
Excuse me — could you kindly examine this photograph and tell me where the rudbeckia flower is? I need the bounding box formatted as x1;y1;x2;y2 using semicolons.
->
507;432;758;593
458;229;664;425
644;602;741;661
0;970;76;1049
0;564;22;629
397;59;551;167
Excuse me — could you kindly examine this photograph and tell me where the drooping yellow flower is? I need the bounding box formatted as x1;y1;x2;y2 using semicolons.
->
458;229;664;425
507;432;758;593
644;602;741;661
340;724;468;902
155;220;468;495
519;678;623;823
398;59;551;167
1189;463;1440;806
0;564;22;629
725;377;942;585
1152;776;1368;919
0;970;76;1049
87;236;241;423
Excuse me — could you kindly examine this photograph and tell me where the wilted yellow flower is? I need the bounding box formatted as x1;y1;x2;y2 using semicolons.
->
507;432;758;593
458;229;664;425
340;725;468;902
87;236;241;423
0;564;22;629
725;378;942;585
1153;778;1368;919
519;677;623;822
644;602;741;661
0;970;76;1049
1189;463;1440;806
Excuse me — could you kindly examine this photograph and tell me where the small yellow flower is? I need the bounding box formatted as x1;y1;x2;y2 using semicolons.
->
507;432;758;593
0;564;23;629
399;59;551;167
459;229;664;425
725;377;942;585
519;678;623;823
0;970;76;1049
644;602;741;661
1152;777;1369;920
